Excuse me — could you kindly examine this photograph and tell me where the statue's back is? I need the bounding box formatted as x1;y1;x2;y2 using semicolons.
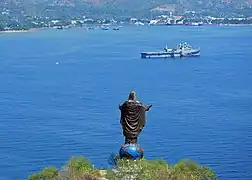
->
120;101;146;139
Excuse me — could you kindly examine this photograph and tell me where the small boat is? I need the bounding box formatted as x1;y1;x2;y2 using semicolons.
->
101;26;109;30
141;42;200;59
87;26;95;30
135;22;144;26
56;26;64;30
113;27;120;30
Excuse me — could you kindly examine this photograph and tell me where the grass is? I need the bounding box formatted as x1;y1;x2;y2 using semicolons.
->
106;158;216;180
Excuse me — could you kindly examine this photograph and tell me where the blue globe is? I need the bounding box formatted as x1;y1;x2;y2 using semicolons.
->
119;144;144;160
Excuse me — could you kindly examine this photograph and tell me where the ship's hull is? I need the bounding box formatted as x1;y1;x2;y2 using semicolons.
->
141;50;200;59
141;52;180;58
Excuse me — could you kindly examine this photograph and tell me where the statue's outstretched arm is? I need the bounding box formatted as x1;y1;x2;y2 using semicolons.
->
144;104;152;111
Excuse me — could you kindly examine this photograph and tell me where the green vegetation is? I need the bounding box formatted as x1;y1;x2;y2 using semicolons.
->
1;0;252;31
29;156;101;180
29;167;60;180
1;0;252;23
29;156;217;180
106;158;216;180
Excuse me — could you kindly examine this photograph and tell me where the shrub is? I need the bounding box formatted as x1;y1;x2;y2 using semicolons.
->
64;156;101;180
170;159;217;180
29;166;60;180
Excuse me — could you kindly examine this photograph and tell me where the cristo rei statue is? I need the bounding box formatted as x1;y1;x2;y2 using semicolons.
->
119;91;152;160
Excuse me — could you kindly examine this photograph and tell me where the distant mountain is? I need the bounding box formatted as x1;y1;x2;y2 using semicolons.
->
1;0;252;20
83;0;252;12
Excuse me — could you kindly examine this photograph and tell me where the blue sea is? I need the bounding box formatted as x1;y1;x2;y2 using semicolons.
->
0;25;252;180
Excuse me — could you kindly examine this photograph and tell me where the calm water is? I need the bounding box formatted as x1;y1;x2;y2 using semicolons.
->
0;25;252;180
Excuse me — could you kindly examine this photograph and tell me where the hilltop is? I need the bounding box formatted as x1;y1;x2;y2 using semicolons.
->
1;0;252;19
1;0;252;31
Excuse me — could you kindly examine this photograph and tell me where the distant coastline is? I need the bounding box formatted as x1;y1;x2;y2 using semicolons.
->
0;30;30;33
218;23;252;26
1;13;252;33
1;23;252;34
0;28;45;34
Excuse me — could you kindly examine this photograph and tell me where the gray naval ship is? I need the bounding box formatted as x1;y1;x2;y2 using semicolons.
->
141;42;200;59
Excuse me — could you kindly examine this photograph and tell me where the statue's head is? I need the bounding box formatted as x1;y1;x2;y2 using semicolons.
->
128;91;137;101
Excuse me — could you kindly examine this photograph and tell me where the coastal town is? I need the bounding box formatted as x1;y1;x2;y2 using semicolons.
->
1;13;252;32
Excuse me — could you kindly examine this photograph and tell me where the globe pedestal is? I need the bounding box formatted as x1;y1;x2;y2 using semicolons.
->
119;144;144;160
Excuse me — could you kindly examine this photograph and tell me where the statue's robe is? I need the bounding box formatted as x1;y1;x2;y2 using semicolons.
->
119;100;146;140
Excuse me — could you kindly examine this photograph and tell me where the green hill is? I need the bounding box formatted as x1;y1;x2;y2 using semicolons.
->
1;0;252;19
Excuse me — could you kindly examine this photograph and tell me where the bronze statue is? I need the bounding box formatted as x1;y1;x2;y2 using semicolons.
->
119;91;152;145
